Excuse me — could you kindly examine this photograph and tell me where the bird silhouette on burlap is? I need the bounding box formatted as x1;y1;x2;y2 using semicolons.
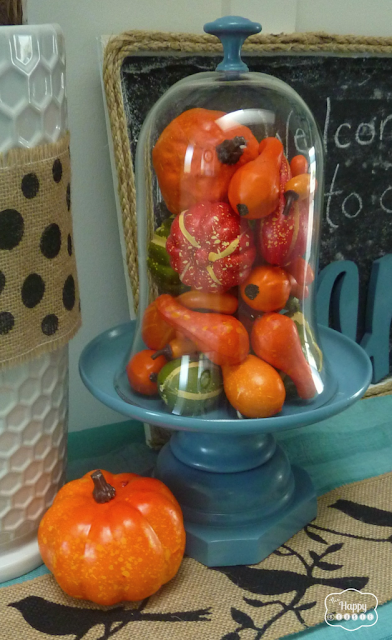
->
9;595;211;640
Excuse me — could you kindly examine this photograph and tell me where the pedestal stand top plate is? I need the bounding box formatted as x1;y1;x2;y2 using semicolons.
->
79;320;372;436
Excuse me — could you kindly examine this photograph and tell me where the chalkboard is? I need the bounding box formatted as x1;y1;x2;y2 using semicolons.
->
120;52;392;349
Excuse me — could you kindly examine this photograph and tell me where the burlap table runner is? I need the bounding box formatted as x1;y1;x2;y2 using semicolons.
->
1;470;391;639
0;134;81;368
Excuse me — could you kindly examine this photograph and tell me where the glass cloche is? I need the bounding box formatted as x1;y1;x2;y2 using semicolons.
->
115;16;336;421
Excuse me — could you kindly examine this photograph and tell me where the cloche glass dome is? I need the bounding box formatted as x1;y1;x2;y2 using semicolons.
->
115;16;336;421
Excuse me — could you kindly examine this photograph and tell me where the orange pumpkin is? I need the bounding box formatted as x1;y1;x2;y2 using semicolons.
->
38;469;186;605
152;108;259;214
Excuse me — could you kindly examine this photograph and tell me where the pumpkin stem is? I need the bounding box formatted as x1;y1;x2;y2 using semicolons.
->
283;190;299;216
216;136;246;165
91;470;116;503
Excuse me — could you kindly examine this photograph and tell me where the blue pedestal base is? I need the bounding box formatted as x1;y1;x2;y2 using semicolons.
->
155;431;317;566
183;466;316;566
79;320;372;567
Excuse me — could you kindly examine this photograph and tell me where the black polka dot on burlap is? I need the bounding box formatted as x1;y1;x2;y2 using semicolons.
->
21;173;40;199
40;223;61;259
66;183;71;211
0;271;5;294
52;158;63;183
63;275;75;311
0;311;14;334
67;234;73;256
0;209;24;250
21;273;45;308
41;314;59;336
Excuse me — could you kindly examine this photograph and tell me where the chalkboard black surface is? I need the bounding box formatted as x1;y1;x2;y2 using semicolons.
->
120;52;392;344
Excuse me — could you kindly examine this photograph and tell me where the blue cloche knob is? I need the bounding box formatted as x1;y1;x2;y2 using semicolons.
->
204;16;261;73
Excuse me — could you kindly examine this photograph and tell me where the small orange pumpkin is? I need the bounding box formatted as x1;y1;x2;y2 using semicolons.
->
38;469;186;605
152;108;259;214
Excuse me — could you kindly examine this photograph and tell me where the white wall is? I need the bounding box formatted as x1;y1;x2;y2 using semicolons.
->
26;0;392;431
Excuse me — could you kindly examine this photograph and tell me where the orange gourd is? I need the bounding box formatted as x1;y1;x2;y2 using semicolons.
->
284;173;311;201
228;137;284;219
152;334;198;361
285;256;315;287
290;154;308;177
251;312;317;400
152;108;259;214
177;290;238;314
222;354;286;418
142;300;176;349
155;294;249;366
240;265;290;312
126;349;166;395
288;273;309;300
38;469;186;605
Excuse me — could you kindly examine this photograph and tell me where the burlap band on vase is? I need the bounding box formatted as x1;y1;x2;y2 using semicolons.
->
0;133;81;368
1;470;391;639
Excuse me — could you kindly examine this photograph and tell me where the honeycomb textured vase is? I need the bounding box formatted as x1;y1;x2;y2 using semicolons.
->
0;24;69;582
0;24;67;151
0;347;68;547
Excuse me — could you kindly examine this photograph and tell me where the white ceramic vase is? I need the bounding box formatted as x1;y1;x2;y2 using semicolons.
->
0;24;69;582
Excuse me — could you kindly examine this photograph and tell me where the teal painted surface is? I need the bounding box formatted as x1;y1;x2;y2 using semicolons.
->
2;398;392;637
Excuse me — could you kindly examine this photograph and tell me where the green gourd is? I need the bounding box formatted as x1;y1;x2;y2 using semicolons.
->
147;216;188;295
158;356;223;415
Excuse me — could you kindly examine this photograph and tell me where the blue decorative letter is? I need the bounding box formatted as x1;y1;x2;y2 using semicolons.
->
316;260;359;342
361;254;392;383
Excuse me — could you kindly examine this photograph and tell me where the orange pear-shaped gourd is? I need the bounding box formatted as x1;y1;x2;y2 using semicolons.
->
155;294;249;366
228;137;284;219
251;312;317;399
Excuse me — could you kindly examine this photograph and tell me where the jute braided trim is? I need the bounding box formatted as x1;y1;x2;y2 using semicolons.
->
102;30;392;313
363;378;392;398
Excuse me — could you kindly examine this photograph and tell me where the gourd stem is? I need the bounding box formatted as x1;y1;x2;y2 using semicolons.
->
283;190;299;216
91;470;116;503
149;372;158;382
151;345;172;360
216;136;246;165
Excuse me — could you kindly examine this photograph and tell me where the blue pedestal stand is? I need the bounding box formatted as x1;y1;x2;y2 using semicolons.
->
79;321;372;567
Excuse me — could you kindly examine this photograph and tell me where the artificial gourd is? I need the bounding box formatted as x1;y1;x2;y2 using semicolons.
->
126;349;167;395
38;469;186;605
152;334;198;361
284;304;323;373
228;137;283;219
147;216;187;295
177;290;238;314
222;354;286;418
152;108;259;214
166;201;256;293
158;357;223;415
155;294;250;366
285;257;314;287
240;265;291;312
251;312;317;400
141;300;176;350
258;156;308;267
290;154;308;177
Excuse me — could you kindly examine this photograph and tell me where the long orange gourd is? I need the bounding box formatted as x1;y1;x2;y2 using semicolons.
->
251;312;317;399
228;137;284;219
155;294;249;366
